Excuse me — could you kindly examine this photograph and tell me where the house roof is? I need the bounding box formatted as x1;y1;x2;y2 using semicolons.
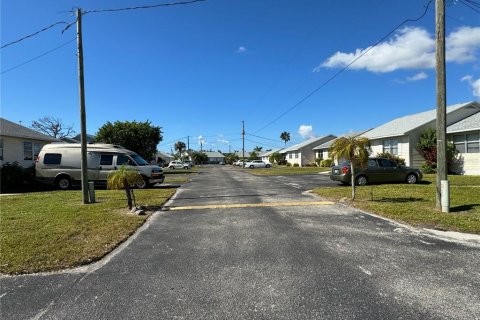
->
260;148;283;157
156;151;174;158
0;118;59;142
447;111;480;133
362;101;480;139
204;151;225;158
282;135;336;153
313;129;371;150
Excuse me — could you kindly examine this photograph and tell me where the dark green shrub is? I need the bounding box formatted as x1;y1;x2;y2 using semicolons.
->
1;162;25;192
286;162;292;167
375;152;406;166
293;163;299;167
421;163;436;174
320;159;333;167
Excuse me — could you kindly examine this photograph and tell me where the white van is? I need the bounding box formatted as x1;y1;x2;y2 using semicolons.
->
36;143;164;190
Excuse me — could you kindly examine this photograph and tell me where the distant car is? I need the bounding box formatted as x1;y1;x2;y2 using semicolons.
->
233;160;245;167
183;160;194;167
168;160;191;169
245;160;271;169
330;158;423;186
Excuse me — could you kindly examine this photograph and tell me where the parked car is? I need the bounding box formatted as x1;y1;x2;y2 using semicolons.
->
233;160;245;167
168;160;191;169
245;160;271;169
36;143;164;190
330;158;423;186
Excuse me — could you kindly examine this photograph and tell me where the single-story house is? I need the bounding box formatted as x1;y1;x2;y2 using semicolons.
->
204;151;225;164
361;101;479;174
260;148;283;163
313;130;371;161
0;118;60;168
155;151;174;166
447;111;480;175
281;135;336;167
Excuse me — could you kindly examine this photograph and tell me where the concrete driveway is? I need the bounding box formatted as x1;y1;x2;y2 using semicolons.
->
1;166;479;319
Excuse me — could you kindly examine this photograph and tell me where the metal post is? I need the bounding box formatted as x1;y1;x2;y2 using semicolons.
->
242;121;245;167
435;0;448;211
76;8;89;204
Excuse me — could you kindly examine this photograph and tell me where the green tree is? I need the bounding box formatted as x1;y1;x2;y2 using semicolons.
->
107;165;144;210
224;153;239;165
248;151;258;160
416;128;457;173
269;152;286;165
96;120;162;161
192;151;208;165
329;136;370;201
253;146;263;152
174;141;186;161
280;132;291;148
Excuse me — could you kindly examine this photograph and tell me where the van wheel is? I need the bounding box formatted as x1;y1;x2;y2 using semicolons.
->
136;176;149;189
55;175;71;190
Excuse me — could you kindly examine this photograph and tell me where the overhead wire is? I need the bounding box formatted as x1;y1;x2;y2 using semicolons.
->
460;0;480;13
1;21;71;49
82;0;206;15
253;0;435;133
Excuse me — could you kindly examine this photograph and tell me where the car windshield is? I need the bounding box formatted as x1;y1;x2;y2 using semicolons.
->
130;154;149;166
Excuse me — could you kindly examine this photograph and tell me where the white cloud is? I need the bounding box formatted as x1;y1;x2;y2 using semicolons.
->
298;125;314;139
236;46;247;54
316;26;480;73
406;72;428;81
217;138;229;144
461;75;480;97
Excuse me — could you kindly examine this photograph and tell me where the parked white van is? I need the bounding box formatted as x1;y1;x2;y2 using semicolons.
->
36;143;164;190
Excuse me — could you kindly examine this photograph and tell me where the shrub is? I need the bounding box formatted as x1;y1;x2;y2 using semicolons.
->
0;162;25;192
315;158;322;166
286;162;292;167
320;159;333;167
421;163;436;174
293;163;299;167
375;152;406;166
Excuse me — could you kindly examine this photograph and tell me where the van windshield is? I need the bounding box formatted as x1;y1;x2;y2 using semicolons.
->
130;154;149;166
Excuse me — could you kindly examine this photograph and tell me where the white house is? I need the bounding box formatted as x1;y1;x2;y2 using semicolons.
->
447;112;480;175
361;101;480;173
260;148;283;164
204;151;225;164
0;118;60;168
281;135;336;167
313;130;370;161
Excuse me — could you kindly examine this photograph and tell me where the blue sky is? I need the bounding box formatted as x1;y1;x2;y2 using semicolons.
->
2;0;479;154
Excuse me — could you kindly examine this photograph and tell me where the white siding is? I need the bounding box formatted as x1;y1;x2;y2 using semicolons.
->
0;136;51;168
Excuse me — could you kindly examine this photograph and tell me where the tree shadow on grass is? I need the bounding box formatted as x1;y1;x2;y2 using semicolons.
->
373;197;427;203
450;204;480;213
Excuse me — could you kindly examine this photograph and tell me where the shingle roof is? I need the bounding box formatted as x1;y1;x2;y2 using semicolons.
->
259;148;283;157
362;101;480;139
447;111;480;133
282;135;336;153
204;151;225;158
313;129;371;150
0;118;59;142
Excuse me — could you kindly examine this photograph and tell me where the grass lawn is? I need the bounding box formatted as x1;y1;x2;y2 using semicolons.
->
312;174;480;234
0;188;175;274
246;166;331;176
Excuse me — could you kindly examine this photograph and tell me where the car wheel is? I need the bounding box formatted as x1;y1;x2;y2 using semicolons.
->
136;176;149;189
250;165;254;169
183;166;189;169
55;175;71;190
170;166;175;169
406;173;418;184
266;164;271;168
355;175;368;186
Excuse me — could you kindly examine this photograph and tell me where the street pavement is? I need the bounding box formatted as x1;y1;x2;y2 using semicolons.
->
1;166;479;319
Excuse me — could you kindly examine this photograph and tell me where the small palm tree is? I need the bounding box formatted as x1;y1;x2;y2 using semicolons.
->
107;165;144;210
174;141;186;161
280;131;290;148
329;136;370;201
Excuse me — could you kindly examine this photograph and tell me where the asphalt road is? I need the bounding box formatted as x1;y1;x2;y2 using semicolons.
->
1;166;479;320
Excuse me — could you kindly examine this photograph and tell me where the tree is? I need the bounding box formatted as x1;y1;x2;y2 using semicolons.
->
248;151;258;160
253;146;263;152
416;128;456;173
192;151;208;165
174;141;186;161
329;136;370;201
96;120;162;161
224;153;239;165
107;165;144;210
269;152;286;165
31;116;75;139
280;131;290;148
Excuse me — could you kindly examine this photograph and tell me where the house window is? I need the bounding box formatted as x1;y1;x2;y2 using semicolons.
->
0;139;3;160
453;133;479;153
288;153;292;159
23;142;42;160
382;139;398;155
294;152;299;159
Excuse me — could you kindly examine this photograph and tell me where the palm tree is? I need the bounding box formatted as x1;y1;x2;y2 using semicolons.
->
107;165;144;210
329;136;370;201
280;131;290;148
174;141;186;161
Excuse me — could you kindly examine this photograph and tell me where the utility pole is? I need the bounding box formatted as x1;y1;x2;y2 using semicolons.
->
242;121;245;167
76;8;89;204
435;0;449;212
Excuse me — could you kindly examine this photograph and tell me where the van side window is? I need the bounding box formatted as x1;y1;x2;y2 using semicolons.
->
117;155;130;166
44;153;62;165
100;155;113;165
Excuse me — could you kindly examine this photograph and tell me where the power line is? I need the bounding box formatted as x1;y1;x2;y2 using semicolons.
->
1;38;76;74
460;0;480;13
245;133;282;143
82;0;206;15
253;0;434;133
244;138;282;149
1;21;71;49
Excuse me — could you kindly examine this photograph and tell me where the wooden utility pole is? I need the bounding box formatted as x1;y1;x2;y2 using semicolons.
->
242;121;245;167
76;8;89;204
435;0;448;210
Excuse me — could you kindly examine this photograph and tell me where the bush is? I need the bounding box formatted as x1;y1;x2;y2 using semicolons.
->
320;159;333;167
286;162;292;167
375;152;406;166
293;163;299;167
421;163;436;174
1;162;25;192
315;158;322;166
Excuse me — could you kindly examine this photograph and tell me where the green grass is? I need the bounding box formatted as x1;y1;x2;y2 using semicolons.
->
312;174;480;234
246;166;331;176
0;188;175;274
